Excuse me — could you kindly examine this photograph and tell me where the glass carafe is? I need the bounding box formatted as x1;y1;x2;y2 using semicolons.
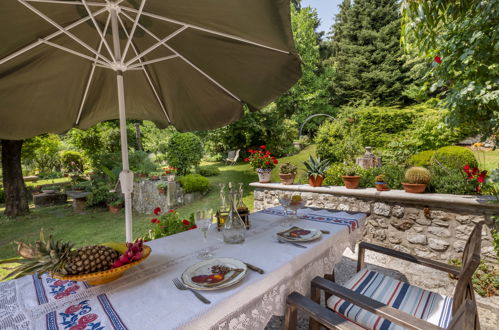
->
223;184;246;244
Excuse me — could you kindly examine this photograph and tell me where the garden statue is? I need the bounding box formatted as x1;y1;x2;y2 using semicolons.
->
356;147;382;169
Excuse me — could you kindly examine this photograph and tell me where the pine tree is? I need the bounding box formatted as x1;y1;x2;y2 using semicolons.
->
329;0;410;106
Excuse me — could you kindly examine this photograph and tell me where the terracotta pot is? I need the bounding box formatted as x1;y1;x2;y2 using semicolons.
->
375;182;390;191
256;168;272;183
342;176;361;189
279;173;295;185
150;176;160;181
308;175;324;187
402;183;427;193
108;205;121;213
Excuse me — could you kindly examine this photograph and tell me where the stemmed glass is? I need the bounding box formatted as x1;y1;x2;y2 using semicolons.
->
278;192;292;227
196;209;214;259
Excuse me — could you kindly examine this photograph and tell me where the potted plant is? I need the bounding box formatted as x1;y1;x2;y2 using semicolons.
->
149;171;163;181
245;145;278;183
375;174;389;191
107;197;124;213
402;167;431;193
156;182;168;194
342;164;361;189
279;162;298;185
303;155;330;187
162;167;177;182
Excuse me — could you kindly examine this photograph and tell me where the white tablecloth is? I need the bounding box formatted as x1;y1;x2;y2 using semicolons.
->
0;207;366;330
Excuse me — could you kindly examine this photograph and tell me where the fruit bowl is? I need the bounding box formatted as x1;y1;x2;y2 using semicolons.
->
50;245;151;286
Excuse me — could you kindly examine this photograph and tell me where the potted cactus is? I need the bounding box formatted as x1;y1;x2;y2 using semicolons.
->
279;162;298;185
304;156;330;187
402;167;431;193
375;174;389;191
342;164;361;189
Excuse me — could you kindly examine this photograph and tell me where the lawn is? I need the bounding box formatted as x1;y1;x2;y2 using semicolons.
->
0;145;317;263
473;149;499;172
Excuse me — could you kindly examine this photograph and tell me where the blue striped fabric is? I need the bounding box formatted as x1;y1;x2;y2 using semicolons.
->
327;269;453;329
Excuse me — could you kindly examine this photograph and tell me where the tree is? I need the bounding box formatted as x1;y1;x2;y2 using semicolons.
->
329;0;411;106
401;0;498;141
1;140;29;217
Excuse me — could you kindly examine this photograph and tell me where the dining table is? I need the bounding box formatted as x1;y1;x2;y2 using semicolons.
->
0;206;367;330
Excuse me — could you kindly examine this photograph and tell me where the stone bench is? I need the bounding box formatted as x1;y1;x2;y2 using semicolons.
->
33;192;67;207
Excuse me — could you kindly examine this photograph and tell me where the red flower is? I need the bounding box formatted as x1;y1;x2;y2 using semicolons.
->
65;304;82;314
188;225;198;230
471;167;479;175
260;145;266;149
265;161;270;165
182;219;191;226
151;218;158;224
153;207;161;215
248;149;253;153
434;56;442;64
78;314;98;325
265;151;271;155
273;159;278;164
463;164;470;172
477;171;487;183
244;157;249;162
168;209;175;213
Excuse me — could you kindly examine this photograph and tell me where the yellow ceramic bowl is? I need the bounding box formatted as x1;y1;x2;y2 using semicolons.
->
51;245;151;286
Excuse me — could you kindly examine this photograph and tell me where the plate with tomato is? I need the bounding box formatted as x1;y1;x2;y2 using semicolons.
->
181;258;247;290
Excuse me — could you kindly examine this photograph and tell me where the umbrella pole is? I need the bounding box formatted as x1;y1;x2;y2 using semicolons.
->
110;6;134;242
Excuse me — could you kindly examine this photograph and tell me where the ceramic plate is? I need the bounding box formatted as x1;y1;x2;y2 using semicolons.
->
277;226;321;242
181;257;247;291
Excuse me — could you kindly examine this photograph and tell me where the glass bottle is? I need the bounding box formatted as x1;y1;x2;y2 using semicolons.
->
216;183;228;231
236;183;250;229
223;183;246;244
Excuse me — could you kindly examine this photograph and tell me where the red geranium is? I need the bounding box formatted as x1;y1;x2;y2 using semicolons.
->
151;218;159;224
168;209;175;213
246;145;277;170
182;219;191;226
188;225;198;230
153;207;161;215
434;56;442;64
260;145;266;149
244;157;249;162
463;164;487;192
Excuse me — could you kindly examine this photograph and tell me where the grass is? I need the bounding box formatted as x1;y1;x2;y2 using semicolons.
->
473;149;499;172
25;177;71;187
0;145;317;264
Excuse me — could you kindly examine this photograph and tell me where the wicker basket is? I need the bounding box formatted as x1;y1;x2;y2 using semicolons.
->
51;245;151;286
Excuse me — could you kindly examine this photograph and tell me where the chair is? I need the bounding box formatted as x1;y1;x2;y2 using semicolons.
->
225;149;240;165
285;222;483;330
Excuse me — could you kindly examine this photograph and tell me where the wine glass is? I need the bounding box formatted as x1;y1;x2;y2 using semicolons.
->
196;209;214;259
277;192;292;227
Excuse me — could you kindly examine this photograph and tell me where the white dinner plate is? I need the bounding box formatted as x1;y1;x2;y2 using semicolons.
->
276;227;322;242
181;257;247;291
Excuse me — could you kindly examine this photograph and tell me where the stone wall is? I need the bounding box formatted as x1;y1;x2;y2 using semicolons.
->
251;183;498;263
132;180;204;214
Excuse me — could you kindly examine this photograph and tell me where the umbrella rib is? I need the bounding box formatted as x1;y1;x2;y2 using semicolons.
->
41;39;110;67
124;26;188;67
81;0;116;62
121;6;290;55
127;55;178;69
120;11;241;102
76;13;112;126
117;14;172;123
17;0;113;65
121;0;147;63
24;0;106;6
0;6;109;65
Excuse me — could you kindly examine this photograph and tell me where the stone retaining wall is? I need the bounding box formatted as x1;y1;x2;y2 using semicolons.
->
132;180;204;214
250;183;498;263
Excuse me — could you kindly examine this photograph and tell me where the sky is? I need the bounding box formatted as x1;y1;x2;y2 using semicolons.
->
301;0;343;34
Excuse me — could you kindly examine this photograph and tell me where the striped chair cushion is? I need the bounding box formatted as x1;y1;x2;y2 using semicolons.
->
327;269;453;330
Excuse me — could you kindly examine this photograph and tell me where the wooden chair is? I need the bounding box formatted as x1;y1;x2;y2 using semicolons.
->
225;149;240;165
285;222;483;330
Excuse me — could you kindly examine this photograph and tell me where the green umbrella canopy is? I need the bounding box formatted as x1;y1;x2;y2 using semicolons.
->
0;0;301;140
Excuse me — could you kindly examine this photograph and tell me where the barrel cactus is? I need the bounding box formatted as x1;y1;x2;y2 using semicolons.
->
405;167;431;184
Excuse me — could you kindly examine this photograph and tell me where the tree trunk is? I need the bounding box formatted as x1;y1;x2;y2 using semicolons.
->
135;122;143;151
1;140;29;217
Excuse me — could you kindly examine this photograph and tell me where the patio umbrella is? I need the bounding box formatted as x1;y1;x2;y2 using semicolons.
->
0;0;301;241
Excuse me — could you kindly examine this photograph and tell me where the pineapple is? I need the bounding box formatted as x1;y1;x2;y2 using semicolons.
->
1;230;119;279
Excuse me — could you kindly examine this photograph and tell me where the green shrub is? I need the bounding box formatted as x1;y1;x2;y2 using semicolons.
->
60;150;86;175
430;146;478;170
323;163;348;186
178;174;209;193
86;180;113;207
359;165;405;189
315;120;363;163
409;150;436;167
166;133;203;175
428;165;476;195
197;165;220;177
